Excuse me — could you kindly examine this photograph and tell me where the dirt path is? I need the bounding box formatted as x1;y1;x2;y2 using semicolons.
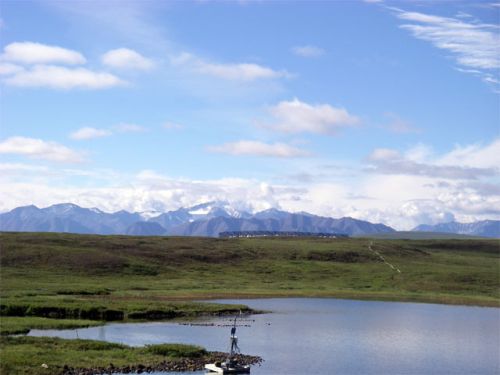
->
368;241;401;273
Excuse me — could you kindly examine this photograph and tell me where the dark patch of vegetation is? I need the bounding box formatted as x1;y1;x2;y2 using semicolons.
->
0;300;252;323
0;303;124;321
56;289;111;296
145;343;207;358
305;250;376;263
416;240;499;254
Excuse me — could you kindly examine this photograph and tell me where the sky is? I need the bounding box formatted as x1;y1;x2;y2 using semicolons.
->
0;0;499;229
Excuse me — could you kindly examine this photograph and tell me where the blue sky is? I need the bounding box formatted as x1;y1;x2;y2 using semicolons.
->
0;0;499;229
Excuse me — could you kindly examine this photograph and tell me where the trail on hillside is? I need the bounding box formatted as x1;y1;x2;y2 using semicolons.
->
368;241;402;273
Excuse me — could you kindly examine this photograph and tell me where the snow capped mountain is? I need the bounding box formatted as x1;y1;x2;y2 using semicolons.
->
186;201;251;220
3;201;497;238
413;220;500;238
148;201;251;232
0;202;395;237
138;210;164;220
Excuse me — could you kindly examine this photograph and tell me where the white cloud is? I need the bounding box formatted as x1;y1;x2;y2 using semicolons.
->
0;174;293;215
0;63;24;75
101;48;154;70
170;52;289;81
438;138;500;169
395;9;500;88
264;98;359;135
4;65;126;89
366;142;499;180
70;127;112;140
0;162;49;174
70;124;146;140
404;143;433;163
112;123;147;132
1;158;498;229
0;136;85;163
199;62;284;81
398;200;456;227
291;45;325;58
1;42;86;65
208;140;310;158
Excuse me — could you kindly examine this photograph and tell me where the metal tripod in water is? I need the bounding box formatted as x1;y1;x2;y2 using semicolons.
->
228;315;241;361
205;312;250;374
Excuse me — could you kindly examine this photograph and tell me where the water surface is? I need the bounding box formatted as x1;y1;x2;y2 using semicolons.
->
29;298;500;374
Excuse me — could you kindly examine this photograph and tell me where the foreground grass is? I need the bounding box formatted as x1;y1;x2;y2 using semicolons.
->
0;316;103;335
0;336;206;375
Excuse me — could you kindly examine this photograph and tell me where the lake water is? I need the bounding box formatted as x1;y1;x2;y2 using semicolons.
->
29;298;500;374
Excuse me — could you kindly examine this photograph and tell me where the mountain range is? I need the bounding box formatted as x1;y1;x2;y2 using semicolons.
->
0;202;498;238
413;220;500;238
0;202;395;237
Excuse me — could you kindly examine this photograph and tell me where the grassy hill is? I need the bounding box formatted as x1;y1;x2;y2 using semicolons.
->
1;232;498;311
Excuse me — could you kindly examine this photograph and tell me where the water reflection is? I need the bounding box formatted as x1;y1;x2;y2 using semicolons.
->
97;325;106;342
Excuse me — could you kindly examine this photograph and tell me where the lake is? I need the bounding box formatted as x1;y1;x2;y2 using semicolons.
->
29;298;500;374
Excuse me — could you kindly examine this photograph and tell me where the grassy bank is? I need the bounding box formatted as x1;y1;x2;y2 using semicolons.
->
0;336;210;375
0;316;103;335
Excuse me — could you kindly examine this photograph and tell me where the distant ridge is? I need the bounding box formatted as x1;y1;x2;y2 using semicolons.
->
355;231;488;240
2;202;498;238
169;214;394;237
0;202;394;237
412;220;500;239
0;203;140;235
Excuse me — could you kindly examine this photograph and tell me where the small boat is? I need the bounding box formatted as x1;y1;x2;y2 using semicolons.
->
205;314;251;374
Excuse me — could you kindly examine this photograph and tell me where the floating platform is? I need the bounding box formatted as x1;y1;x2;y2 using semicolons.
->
205;362;251;374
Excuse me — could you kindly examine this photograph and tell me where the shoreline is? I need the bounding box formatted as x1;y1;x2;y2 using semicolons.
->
193;292;500;308
61;352;263;375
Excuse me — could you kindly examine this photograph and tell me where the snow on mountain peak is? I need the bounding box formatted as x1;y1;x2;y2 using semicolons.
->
189;208;211;215
139;210;163;220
